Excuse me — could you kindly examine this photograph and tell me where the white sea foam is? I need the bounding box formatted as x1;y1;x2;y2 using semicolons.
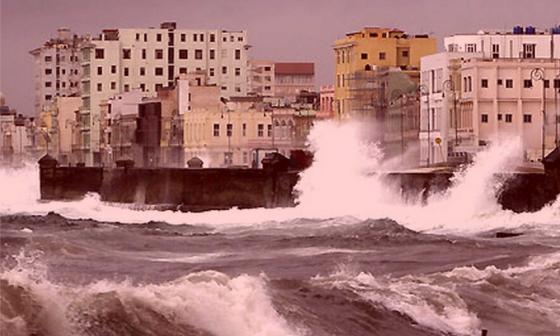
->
0;251;302;336
0;121;559;234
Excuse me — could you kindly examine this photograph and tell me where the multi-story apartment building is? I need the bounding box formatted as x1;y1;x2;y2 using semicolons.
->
333;27;436;118
78;22;249;165
249;61;315;101
459;58;560;162
29;28;88;117
420;26;560;165
318;85;335;119
444;26;560;59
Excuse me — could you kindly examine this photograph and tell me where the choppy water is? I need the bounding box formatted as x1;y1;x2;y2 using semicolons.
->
1;122;560;335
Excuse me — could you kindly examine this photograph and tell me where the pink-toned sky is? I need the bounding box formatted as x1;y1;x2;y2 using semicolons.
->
1;0;559;116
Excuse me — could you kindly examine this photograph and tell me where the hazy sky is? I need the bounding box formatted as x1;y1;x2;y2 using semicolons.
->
1;0;560;116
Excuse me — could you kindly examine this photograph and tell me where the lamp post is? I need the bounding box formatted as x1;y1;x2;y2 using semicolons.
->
531;68;545;161
554;70;559;147
443;78;459;147
418;84;430;166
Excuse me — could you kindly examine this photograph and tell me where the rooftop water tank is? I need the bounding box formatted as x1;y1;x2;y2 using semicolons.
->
525;26;536;34
513;26;523;34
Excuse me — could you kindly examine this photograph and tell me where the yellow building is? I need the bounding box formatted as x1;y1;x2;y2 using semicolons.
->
333;27;436;118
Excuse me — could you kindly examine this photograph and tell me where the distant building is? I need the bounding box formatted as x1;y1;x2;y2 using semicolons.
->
318;85;335;119
444;26;560;59
333;27;437;118
29;28;88;117
0;93;38;164
249;60;315;102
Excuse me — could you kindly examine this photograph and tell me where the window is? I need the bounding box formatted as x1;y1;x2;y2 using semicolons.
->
498;114;503;121
555;79;560;89
523;114;532;123
142;49;146;59
379;52;386;60
195;49;203;60
44;56;52;62
222;66;227;74
45;95;52;100
193;34;198;42
155;49;163;59
522;44;536;58
140;67;145;76
180;33;186;42
264;66;271;72
226;124;232;137
544;80;550;88
492;44;500;58
238;36;243;42
267;124;272;137
97;83;102;92
242;123;247;136
140;83;146;91
505;114;513;123
235;49;241;60
257;124;264;137
221;86;227;91
223;36;227;42
264;85;271;91
155;83;163;91
468;77;472;92
481;79;488;88
523;79;532;88
210;34;215;42
466;43;477;52
213;124;220;137
235;68;240;76
235;86;241;92
361;53;368;60
124;84;130;92
481;114;488;123
111;82;116;90
97;66;102;75
123;49;131;59
95;48;104;59
111;65;116;74
135;33;140;41
402;50;409;57
497;79;503;86
506;79;513;88
45;68;52;75
144;33;147;42
45;81;52;87
156;33;162;42
179;49;188;59
179;67;187;74
209;68;214;76
155;67;163;76
124;67;129;76
200;34;204;42
209;49;215;60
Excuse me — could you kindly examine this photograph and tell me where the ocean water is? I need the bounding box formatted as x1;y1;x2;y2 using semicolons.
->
1;121;559;336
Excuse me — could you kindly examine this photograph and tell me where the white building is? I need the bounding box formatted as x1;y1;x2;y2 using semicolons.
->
460;57;560;161
248;60;315;102
78;22;249;165
444;26;560;59
29;28;88;117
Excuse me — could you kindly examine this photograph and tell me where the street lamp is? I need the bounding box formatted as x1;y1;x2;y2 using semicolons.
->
531;67;546;160
443;78;459;147
554;70;560;147
418;84;430;166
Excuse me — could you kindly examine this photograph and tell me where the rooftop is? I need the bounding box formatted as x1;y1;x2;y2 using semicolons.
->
274;63;314;75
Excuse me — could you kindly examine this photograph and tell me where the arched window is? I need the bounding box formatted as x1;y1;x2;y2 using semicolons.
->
365;64;372;71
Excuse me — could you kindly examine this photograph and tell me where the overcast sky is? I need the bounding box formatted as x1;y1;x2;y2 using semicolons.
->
1;0;559;116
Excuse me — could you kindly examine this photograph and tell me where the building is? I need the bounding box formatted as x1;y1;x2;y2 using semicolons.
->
0;93;40;164
444;26;560;59
71;22;249;165
39;96;82;165
458;57;560;162
333;27;437;118
318;85;335;119
249;61;315;102
29;28;88;117
419;52;481;165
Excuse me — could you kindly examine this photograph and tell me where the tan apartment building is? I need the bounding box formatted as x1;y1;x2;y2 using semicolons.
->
333;27;436;118
459;58;560;162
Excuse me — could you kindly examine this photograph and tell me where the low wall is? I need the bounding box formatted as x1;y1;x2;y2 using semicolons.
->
39;166;560;213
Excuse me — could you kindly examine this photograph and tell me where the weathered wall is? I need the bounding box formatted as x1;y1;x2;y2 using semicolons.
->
39;167;103;200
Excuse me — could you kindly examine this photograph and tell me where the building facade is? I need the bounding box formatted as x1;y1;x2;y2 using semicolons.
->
318;85;335;119
249;61;315;101
29;28;88;117
458;57;560;162
333;27;437;118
